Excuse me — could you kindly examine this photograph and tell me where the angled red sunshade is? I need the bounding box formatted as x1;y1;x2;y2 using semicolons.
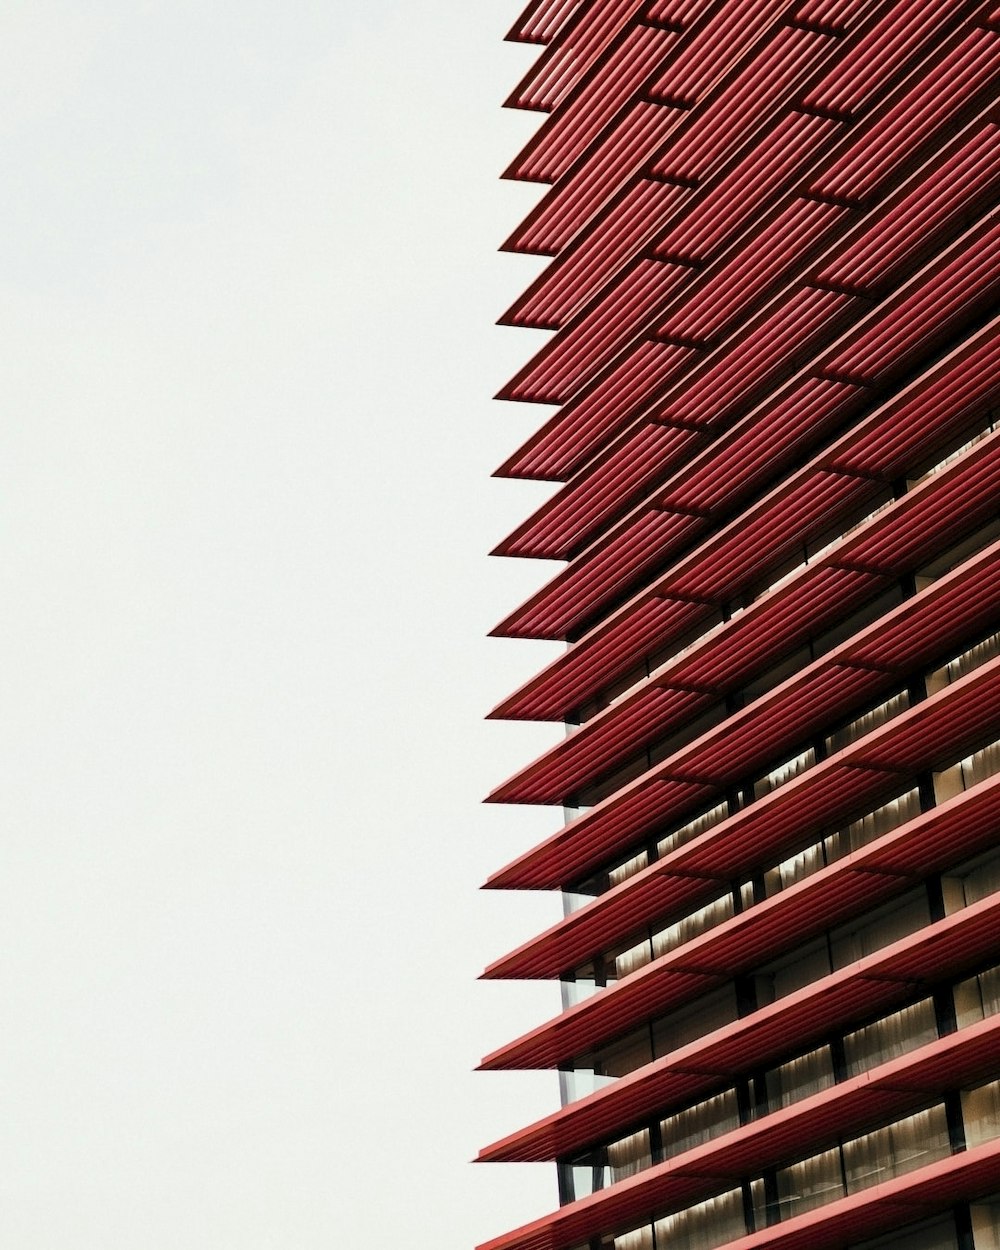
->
506;0;587;47
650;24;839;182
487;511;1000;890
483;5;1000;1247
649;0;790;107
505;179;692;331
800;0;972;119
506;0;648;112
490;313;1000;719
503;100;680;256
507;23;678;184
478;1139;1000;1250
808;25;1000;203
487;531;1000;810
792;0;880;33
478;1017;1000;1248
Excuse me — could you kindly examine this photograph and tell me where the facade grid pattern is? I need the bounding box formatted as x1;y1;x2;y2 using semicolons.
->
480;3;1000;1250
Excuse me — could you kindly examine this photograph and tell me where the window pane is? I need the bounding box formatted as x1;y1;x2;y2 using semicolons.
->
652;1188;746;1250
843;998;937;1077
661;1088;739;1159
608;1127;653;1182
766;1044;835;1110
775;1145;845;1218
962;1077;1000;1148
842;1105;950;1193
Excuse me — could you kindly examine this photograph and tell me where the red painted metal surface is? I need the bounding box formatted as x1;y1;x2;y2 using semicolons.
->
480;1015;1000;1244
507;0;649;112
486;632;1000;892
508;23;678;183
483;4;1000;1247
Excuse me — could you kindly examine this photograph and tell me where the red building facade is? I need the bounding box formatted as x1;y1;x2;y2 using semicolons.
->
479;3;1000;1249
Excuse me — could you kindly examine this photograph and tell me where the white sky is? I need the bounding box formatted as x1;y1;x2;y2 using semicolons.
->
0;3;571;1245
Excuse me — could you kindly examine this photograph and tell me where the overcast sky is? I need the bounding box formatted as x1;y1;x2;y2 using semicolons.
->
0;3;569;1245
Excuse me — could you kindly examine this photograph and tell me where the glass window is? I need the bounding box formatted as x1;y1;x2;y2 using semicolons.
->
614;933;654;979
608;1127;653;1183
608;848;650;890
851;1214;958;1249
926;627;1000;696
753;747;816;800
943;846;1000;914
842;1104;950;1193
589;1027;653;1080
916;517;1000;583
652;985;738;1058
843;998;938;1077
839;787;920;855
757;936;831;1004
652;1188;746;1250
559;1067;617;1105
651;892;733;961
614;1225;654;1250
564;1151;608;1202
774;1145;845;1219
960;736;1000;791
660;1088;739;1160
830;889;929;969
910;420;997;486
962;1077;1000;1148
953;963;1000;1028
765;1044;836;1110
657;801;728;859
562;975;600;1008
971;1193;1000;1250
764;840;825;896
826;690;909;755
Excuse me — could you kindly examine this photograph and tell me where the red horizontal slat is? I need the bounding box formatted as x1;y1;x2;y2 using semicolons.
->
822;313;1000;475
509;24;677;182
506;179;693;330
791;0;877;34
508;0;646;111
652;25;836;181
649;0;789;107
801;0;960;118
808;27;1000;202
660;287;853;427
489;595;711;722
493;508;706;643
659;199;848;342
494;424;703;560
814;122;1000;293
663;377;862;519
504;100;681;256
506;0;586;46
480;873;1000;1070
718;1142;1000;1250
499;261;692;404
497;339;697;482
645;0;710;23
654;110;844;262
488;572;1000;889
488;552;1000;975
480;1014;1000;1247
493;313;1000;717
821;217;1000;383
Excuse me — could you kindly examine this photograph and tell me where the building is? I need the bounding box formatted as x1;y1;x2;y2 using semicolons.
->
478;3;1000;1249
